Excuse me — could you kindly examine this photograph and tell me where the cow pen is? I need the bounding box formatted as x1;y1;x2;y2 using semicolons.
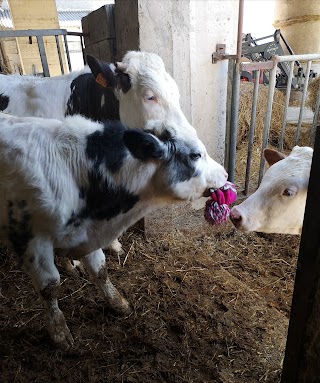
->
0;28;86;76
1;8;320;383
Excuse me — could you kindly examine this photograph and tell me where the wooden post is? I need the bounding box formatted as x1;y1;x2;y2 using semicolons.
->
281;126;320;382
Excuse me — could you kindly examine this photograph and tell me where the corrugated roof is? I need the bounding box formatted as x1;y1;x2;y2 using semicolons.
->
0;9;12;29
0;9;91;29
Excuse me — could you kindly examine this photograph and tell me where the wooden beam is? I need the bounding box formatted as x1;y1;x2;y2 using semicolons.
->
281;126;320;382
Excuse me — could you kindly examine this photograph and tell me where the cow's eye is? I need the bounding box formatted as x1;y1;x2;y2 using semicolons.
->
282;188;296;197
144;92;156;102
189;153;201;161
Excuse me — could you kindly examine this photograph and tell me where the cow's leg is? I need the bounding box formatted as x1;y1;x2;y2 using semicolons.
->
108;238;125;256
82;249;130;314
22;237;73;350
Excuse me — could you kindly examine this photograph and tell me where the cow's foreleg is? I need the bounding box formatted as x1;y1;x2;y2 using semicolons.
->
22;237;74;350
82;249;130;314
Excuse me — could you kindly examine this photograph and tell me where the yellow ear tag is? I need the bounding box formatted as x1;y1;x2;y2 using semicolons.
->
96;73;108;88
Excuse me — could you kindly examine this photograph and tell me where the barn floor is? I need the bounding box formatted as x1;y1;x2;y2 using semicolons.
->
0;210;300;383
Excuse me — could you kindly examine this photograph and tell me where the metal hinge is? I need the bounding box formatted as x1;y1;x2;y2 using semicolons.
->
212;44;237;63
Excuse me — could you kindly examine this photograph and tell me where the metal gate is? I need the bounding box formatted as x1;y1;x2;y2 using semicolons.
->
227;53;320;197
0;28;85;77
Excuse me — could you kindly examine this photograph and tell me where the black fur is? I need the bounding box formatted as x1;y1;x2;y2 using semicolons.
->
86;120;127;173
6;200;33;257
78;171;139;222
87;55;131;94
0;93;9;111
66;73;120;121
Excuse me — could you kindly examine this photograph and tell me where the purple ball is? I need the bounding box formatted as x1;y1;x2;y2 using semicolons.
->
204;200;230;225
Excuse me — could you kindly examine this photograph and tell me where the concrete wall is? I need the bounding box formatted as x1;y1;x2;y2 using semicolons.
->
7;0;66;76
114;0;238;166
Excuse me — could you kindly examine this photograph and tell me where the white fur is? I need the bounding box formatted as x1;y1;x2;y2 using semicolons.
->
230;146;313;234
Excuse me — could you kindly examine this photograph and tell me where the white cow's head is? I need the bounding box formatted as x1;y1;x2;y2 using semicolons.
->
230;146;313;234
87;51;195;135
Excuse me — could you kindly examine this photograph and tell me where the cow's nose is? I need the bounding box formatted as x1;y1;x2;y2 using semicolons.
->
230;207;242;229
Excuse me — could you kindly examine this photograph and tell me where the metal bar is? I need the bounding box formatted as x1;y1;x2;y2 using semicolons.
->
241;60;275;71
55;35;64;75
236;0;244;65
63;35;72;73
280;126;320;382
244;70;259;196
228;61;240;183
67;31;87;37
251;33;275;42
258;65;277;184
310;81;320;147
295;60;312;145
79;35;86;66
279;61;294;151
228;0;244;182
0;29;68;38
279;31;301;67
36;35;50;77
276;54;320;62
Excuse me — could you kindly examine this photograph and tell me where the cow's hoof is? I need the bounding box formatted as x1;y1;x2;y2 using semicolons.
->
47;312;74;350
51;328;74;351
109;297;131;315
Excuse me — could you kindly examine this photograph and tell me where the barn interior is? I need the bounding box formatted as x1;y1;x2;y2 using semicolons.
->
0;1;320;382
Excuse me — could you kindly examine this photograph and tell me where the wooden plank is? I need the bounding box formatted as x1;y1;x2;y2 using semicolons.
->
82;5;115;46
114;0;139;61
281;126;320;382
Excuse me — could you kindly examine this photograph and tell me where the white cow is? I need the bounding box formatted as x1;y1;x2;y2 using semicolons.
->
0;113;227;349
230;146;313;234
0;51;195;255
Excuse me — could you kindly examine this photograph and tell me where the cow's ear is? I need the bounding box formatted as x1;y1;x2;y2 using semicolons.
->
115;63;131;93
86;55;117;88
123;129;165;161
264;148;286;166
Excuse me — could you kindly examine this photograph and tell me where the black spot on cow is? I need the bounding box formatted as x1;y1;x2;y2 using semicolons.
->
86;120;128;173
66;73;120;122
79;187;85;199
7;200;33;257
66;121;140;225
78;171;139;222
0;93;9;111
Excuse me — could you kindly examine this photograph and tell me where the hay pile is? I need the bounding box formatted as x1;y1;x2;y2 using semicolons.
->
307;76;320;115
236;82;312;191
237;82;286;147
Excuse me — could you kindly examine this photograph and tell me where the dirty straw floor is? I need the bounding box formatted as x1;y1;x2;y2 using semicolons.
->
0;210;300;383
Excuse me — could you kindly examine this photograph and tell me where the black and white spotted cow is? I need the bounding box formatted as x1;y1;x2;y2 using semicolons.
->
0;112;227;349
0;51;194;255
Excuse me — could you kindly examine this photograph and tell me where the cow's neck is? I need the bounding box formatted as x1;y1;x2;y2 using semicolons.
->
66;73;120;122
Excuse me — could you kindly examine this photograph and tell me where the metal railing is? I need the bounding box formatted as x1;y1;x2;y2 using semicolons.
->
229;53;320;196
0;28;86;77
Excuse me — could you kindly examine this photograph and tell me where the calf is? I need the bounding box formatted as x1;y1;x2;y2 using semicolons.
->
0;50;198;255
0;113;227;349
230;146;313;234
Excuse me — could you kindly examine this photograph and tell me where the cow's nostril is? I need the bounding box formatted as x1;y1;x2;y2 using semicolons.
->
230;209;242;228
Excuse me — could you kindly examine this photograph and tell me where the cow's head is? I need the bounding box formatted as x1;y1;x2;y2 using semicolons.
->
87;51;195;134
230;146;313;234
123;121;228;202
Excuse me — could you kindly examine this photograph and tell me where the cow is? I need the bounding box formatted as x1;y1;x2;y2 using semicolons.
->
0;112;228;349
230;146;313;234
0;50;193;255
